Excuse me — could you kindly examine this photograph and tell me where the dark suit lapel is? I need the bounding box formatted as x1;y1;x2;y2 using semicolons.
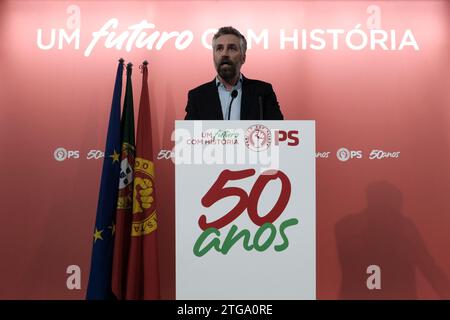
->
240;76;252;120
207;79;223;120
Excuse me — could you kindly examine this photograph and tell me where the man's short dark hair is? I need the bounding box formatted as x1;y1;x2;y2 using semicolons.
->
212;26;247;55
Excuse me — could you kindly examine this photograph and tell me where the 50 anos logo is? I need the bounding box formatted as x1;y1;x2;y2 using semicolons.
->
86;150;105;160
193;169;298;257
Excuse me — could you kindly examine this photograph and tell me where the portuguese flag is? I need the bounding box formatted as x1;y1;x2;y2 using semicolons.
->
111;62;136;299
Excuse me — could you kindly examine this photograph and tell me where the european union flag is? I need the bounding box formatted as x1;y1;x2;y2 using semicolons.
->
86;59;124;299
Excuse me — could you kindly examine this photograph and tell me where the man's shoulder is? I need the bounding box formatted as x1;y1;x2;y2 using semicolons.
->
188;79;216;94
243;77;273;89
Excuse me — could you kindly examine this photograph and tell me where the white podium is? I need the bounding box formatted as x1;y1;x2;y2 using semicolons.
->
175;120;316;299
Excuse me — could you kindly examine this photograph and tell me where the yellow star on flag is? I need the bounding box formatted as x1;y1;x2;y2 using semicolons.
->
110;149;120;163
93;228;103;243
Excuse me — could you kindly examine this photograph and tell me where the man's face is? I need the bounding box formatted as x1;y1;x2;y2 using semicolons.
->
213;34;246;82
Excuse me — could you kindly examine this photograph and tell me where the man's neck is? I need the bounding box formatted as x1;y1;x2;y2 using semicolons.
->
217;74;240;91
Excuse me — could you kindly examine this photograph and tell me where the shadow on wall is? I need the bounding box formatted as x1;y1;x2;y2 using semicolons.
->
335;181;450;299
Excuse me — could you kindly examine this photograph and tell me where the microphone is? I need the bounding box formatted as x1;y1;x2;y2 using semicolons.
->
227;89;238;120
258;95;264;120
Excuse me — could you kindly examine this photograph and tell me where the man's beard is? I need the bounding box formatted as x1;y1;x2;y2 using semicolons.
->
217;61;237;82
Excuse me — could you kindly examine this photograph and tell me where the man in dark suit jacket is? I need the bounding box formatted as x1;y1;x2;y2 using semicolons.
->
184;26;284;120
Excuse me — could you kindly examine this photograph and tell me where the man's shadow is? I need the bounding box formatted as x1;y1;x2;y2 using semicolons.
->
335;181;450;299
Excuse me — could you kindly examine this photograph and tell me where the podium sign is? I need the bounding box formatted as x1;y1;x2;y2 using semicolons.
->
175;121;315;299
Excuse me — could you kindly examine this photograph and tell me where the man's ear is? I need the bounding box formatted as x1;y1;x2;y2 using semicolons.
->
241;54;246;64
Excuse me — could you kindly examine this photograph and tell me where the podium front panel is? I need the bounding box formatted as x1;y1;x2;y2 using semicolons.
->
175;120;315;299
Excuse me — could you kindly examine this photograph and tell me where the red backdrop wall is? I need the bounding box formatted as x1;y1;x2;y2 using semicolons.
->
0;0;449;299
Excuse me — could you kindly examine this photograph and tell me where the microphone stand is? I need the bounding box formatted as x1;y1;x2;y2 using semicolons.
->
258;95;264;120
227;90;238;120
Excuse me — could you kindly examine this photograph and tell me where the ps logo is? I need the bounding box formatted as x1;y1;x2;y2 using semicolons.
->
54;147;80;161
274;130;300;146
337;147;362;161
